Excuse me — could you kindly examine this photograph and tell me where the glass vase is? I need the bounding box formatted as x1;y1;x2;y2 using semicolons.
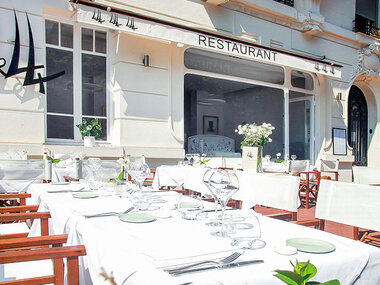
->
257;146;263;173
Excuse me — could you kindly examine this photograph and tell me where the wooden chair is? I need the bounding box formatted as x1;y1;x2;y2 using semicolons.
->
0;193;32;207
244;172;301;221
0;204;87;283
0;205;51;238
0;235;86;284
306;159;339;208
287;160;314;208
299;179;380;247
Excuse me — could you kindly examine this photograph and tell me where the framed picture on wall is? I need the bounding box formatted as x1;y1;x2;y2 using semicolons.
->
203;116;219;135
332;128;347;155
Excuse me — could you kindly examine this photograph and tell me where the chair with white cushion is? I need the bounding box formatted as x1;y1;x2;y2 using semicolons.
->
311;180;380;247
238;172;301;221
352;166;380;185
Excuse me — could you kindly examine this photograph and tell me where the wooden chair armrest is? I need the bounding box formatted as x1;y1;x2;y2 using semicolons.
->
63;176;79;182
0;212;51;223
0;205;39;213
0;235;68;250
266;212;296;221
0;245;86;264
295;219;325;230
0;233;28;240
0;193;31;199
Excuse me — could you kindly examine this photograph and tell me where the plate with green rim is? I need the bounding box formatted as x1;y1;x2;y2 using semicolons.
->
286;238;336;253
175;202;202;209
72;193;99;199
119;213;156;223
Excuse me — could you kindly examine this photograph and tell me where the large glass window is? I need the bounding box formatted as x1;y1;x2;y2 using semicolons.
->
184;48;315;160
45;21;107;142
184;74;284;157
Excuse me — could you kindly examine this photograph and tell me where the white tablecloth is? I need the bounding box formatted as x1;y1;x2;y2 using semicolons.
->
28;184;380;285
0;179;39;193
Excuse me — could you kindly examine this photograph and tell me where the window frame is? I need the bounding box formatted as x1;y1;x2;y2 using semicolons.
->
183;47;317;163
44;17;110;145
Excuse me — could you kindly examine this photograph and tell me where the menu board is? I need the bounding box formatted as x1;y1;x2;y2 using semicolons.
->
332;128;347;155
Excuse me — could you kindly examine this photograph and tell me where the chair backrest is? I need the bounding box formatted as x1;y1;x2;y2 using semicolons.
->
319;159;339;172
239;172;301;212
352;166;380;185
0;150;27;161
187;135;235;157
287;160;310;173
0;160;44;180
315;179;380;232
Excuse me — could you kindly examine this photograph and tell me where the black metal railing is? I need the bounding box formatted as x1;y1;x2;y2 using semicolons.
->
353;14;376;36
273;0;294;7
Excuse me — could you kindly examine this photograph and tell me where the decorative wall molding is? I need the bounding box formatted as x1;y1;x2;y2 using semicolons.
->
351;44;380;82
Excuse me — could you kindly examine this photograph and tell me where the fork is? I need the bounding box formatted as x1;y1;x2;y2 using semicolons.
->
164;251;243;274
84;207;134;218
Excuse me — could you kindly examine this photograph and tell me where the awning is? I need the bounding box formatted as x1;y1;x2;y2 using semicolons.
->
76;4;341;79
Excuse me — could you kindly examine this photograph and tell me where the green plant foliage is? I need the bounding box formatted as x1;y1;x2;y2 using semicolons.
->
107;171;124;184
76;118;102;139
274;260;340;285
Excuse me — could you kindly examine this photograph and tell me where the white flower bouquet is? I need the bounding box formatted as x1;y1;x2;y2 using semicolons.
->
235;123;275;149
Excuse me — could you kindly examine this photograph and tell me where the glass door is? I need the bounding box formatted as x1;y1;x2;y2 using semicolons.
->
289;91;313;160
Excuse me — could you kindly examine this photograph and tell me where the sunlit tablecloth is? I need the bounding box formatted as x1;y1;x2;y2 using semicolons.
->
28;184;380;285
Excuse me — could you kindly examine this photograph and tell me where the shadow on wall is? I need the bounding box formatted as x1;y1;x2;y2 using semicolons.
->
0;77;44;110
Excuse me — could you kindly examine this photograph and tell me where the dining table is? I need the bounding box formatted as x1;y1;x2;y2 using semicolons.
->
27;181;380;285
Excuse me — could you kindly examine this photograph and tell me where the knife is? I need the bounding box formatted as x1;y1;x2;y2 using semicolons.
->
168;259;264;275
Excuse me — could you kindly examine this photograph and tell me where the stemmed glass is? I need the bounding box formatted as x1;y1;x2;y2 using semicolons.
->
126;160;150;193
291;155;297;161
203;168;222;227
209;169;239;237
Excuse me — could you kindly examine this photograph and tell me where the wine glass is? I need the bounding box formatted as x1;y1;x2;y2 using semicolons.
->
126;160;150;193
203;168;222;227
209;169;239;237
228;216;266;249
185;153;192;163
291;155;297;161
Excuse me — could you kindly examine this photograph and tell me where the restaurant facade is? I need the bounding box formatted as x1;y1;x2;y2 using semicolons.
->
1;0;380;181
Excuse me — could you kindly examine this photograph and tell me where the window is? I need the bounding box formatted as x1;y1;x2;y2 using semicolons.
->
184;48;315;161
45;20;107;142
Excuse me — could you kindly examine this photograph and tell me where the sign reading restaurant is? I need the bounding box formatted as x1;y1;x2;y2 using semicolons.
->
198;35;277;62
76;5;341;79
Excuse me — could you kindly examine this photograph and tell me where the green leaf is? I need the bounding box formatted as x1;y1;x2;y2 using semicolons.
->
274;270;304;285
107;180;117;184
298;262;317;282
117;171;124;181
51;159;61;163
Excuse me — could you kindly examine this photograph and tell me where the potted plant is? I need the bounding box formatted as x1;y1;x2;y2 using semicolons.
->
235;122;275;172
76;118;102;147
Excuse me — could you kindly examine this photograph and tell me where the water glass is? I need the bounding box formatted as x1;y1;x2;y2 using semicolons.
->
130;192;151;211
228;216;266;249
177;195;204;220
291;155;297;160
